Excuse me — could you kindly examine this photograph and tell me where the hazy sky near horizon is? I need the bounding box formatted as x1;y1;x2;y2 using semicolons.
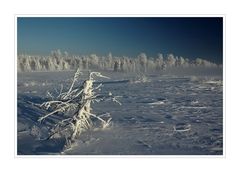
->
17;17;223;63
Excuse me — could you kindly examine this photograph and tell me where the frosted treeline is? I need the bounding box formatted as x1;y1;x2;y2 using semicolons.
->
18;50;220;72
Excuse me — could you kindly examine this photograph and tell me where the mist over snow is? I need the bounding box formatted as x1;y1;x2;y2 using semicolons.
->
17;50;222;74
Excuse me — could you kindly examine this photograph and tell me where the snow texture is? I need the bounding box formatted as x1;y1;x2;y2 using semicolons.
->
17;68;223;155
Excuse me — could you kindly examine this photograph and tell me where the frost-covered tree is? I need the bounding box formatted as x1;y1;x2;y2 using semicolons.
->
179;56;185;66
51;49;62;59
138;53;147;72
166;54;176;67
195;58;203;66
147;58;155;72
89;54;99;69
120;57;129;72
38;69;121;150
113;59;121;72
64;51;69;58
184;58;190;67
194;58;214;67
155;53;164;71
22;56;31;72
17;51;221;72
106;52;113;69
82;56;89;69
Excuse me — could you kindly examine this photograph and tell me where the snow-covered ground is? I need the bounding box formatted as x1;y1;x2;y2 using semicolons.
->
17;70;223;155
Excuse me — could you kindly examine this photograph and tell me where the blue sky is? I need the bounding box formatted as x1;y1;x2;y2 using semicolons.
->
17;17;223;63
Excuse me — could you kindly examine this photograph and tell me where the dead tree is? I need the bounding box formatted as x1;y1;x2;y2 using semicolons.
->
38;68;121;149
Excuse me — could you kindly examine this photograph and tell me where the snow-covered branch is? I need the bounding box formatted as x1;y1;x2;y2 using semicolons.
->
38;68;121;150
